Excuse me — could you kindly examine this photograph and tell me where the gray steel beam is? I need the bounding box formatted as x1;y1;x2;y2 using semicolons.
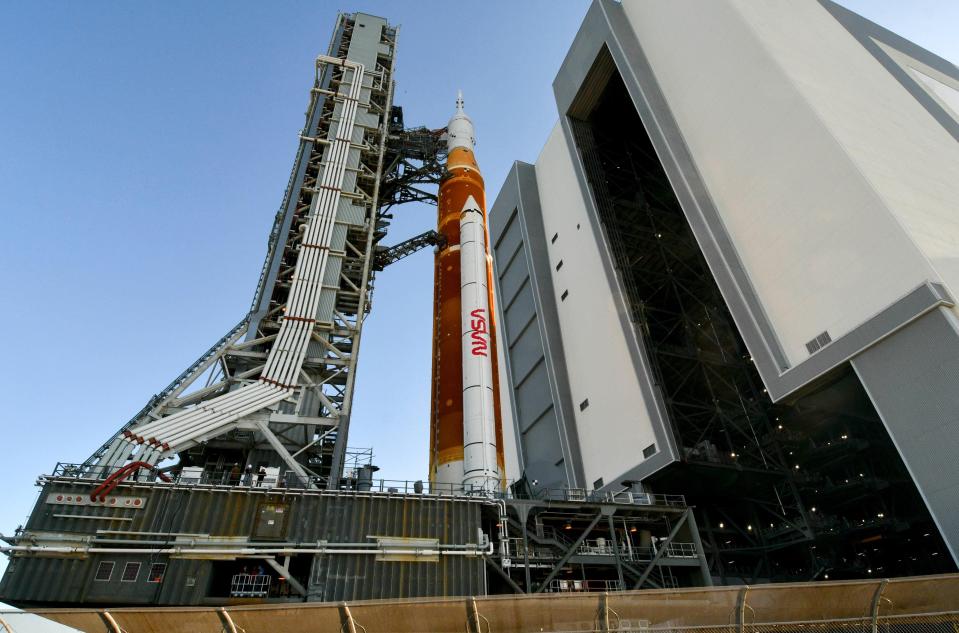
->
262;557;307;597
631;510;688;589
607;514;625;589
685;508;713;586
257;422;311;484
533;511;604;594
483;556;525;594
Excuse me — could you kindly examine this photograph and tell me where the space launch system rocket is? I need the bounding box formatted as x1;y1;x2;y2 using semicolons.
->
429;92;505;493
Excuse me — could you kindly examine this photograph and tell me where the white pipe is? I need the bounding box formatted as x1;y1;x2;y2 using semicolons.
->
4;532;483;549
157;385;284;446
107;58;368;461
1;542;493;557
494;498;510;560
95;438;126;470
149;378;283;449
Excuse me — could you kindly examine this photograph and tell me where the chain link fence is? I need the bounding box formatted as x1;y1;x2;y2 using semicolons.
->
16;573;959;633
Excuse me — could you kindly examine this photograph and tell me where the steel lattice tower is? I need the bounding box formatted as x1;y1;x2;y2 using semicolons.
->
82;14;403;488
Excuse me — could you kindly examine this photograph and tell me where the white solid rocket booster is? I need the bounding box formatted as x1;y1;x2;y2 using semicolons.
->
460;193;499;493
446;90;499;493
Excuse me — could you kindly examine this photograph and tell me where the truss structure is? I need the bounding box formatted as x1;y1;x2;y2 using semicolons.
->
373;229;445;271
370;113;448;277
379;109;447;213
85;14;399;488
487;490;709;594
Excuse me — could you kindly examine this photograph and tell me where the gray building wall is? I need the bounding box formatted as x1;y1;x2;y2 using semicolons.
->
490;164;584;490
490;0;959;563
852;307;959;563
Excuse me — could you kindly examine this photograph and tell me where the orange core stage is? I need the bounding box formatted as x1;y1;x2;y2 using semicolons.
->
429;96;505;491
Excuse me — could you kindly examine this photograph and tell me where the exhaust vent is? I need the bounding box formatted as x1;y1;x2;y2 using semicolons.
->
805;330;832;354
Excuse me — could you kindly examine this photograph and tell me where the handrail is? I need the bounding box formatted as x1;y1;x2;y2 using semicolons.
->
51;463;689;507
89;461;170;502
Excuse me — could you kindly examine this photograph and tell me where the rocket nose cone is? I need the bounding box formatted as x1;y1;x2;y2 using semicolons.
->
461;195;481;213
456;89;465;113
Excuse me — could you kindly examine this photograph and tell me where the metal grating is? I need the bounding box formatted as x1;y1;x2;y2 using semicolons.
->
805;330;832;354
147;564;166;584
121;562;140;583
94;562;113;582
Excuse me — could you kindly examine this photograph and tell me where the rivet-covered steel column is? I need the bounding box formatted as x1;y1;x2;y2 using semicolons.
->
430;92;505;492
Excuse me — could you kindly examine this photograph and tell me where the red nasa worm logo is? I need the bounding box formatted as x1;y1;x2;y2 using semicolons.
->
470;308;489;357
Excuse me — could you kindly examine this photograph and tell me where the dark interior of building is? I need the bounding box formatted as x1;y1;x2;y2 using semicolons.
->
568;48;954;584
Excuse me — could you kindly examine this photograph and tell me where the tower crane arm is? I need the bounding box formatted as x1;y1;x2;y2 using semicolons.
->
373;230;446;270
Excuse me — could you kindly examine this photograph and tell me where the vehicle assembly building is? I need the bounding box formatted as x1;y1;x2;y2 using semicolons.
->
490;0;959;584
2;0;958;613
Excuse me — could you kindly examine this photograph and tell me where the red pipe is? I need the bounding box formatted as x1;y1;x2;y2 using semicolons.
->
89;461;171;502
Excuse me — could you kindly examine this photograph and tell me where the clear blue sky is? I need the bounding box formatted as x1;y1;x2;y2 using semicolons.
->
0;0;956;625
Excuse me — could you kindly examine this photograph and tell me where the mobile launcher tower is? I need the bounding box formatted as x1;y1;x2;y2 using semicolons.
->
0;11;709;608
